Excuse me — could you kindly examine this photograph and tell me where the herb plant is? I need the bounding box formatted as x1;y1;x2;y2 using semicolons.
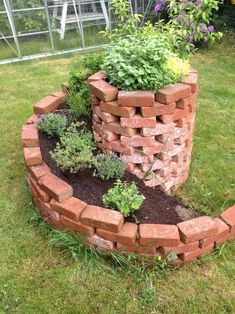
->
51;122;96;173
94;154;126;180
37;113;67;138
103;180;144;217
82;53;104;74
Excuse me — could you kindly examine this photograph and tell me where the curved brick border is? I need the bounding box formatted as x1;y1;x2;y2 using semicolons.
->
88;69;198;191
22;84;235;266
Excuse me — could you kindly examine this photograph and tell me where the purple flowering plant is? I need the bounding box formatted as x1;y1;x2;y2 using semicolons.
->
154;0;223;54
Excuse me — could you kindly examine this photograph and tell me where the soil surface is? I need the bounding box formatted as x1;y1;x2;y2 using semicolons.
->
39;105;195;225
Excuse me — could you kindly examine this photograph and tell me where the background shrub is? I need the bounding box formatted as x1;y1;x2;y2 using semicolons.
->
37;113;67;138
103;180;144;217
51;122;96;173
82;52;104;74
94;154;126;180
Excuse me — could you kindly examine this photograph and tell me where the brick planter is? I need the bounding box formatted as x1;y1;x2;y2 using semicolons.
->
88;68;198;191
21;82;235;267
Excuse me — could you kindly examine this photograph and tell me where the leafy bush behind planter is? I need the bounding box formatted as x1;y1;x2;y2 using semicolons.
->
103;180;144;217
94;154;126;181
37;113;67;138
51;122;96;173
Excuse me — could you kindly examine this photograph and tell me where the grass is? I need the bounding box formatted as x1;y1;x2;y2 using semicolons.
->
0;35;235;313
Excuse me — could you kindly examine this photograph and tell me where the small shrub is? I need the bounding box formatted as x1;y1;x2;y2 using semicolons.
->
68;70;88;93
51;122;96;173
66;91;91;118
82;52;104;74
94;154;126;180
103;180;144;217
37;113;67;138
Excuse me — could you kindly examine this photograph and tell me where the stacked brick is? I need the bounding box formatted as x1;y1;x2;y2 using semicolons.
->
88;68;198;191
22;85;235;266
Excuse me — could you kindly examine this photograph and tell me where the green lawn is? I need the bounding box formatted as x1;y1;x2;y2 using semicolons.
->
0;35;235;313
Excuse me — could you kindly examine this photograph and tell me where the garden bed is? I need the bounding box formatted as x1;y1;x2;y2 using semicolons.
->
22;88;235;266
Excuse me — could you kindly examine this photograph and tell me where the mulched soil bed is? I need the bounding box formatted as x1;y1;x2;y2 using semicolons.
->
39;104;195;225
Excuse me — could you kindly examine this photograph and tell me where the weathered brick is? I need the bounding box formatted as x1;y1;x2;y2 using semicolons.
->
88;80;118;102
118;91;154;107
120;152;149;164
159;240;199;255
24;147;42;166
91;94;100;105
81;205;124;232
93;113;102;124
100;101;135;118
178;243;214;262
182;72;198;93
140;102;176;117
139;224;180;246
21;124;39;147
120;114;156;128
156;84;191;104
101;129;119;142
61;215;94;236
121;135;155;148
87;71;105;82
39;173;73;203
176;97;190;109
86;234;114;250
140;159;165;172
26;114;39;124
102;140;134;155
141;122;175;136
28;173;50;202
199;218;230;248
142;142;174;156
102;121;137;137
216;230;235;244
177;216;217;243
96;222;138;246
220;205;235;232
28;163;51;181
37;199;60;221
117;242;156;254
160;107;189;124
50;197;87;221
93;105;118;123
33;95;63;114
51;91;67;99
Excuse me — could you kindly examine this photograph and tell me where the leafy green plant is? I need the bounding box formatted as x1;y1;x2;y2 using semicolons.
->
51;122;96;173
67;70;91;117
103;180;144;217
82;52;104;74
37;113;67;138
93;154;126;180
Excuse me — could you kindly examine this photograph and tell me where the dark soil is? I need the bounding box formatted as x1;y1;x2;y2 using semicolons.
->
39;104;195;225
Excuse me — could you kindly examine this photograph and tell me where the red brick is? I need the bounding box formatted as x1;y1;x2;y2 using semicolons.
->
26;114;39;124
93;113;102;124
102;121;137;137
50;197;87;221
120;114;156;128
51;91;67;99
117;242;156;254
120;153;149;164
33;95;63;114
129;167;145;179
220;205;235;232
142;142;174;156
92;120;102;134
21;124;39;147
81;205;124;232
100;100;135;117
159;241;199;255
182;72;198;93
91;94;100;106
102;140;134;155
144;178;162;188
24;147;42;166
28;173;50;202
61;215;94;236
101;129;119;142
96;222;138;245
177;216;217;243
156;84;191;104
118;91;154;107
199;218;229;248
88;80;118;102
37;199;60;221
176;97;190;109
121;135;155;148
139;224;180;246
87;71;106;82
141;122;175;136
178;243;214;262
86;234;114;250
39;173;73;203
216;231;235;244
140;159;165;172
28;163;51;181
140;102;175;117
160;107;189;124
93;105;118;123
